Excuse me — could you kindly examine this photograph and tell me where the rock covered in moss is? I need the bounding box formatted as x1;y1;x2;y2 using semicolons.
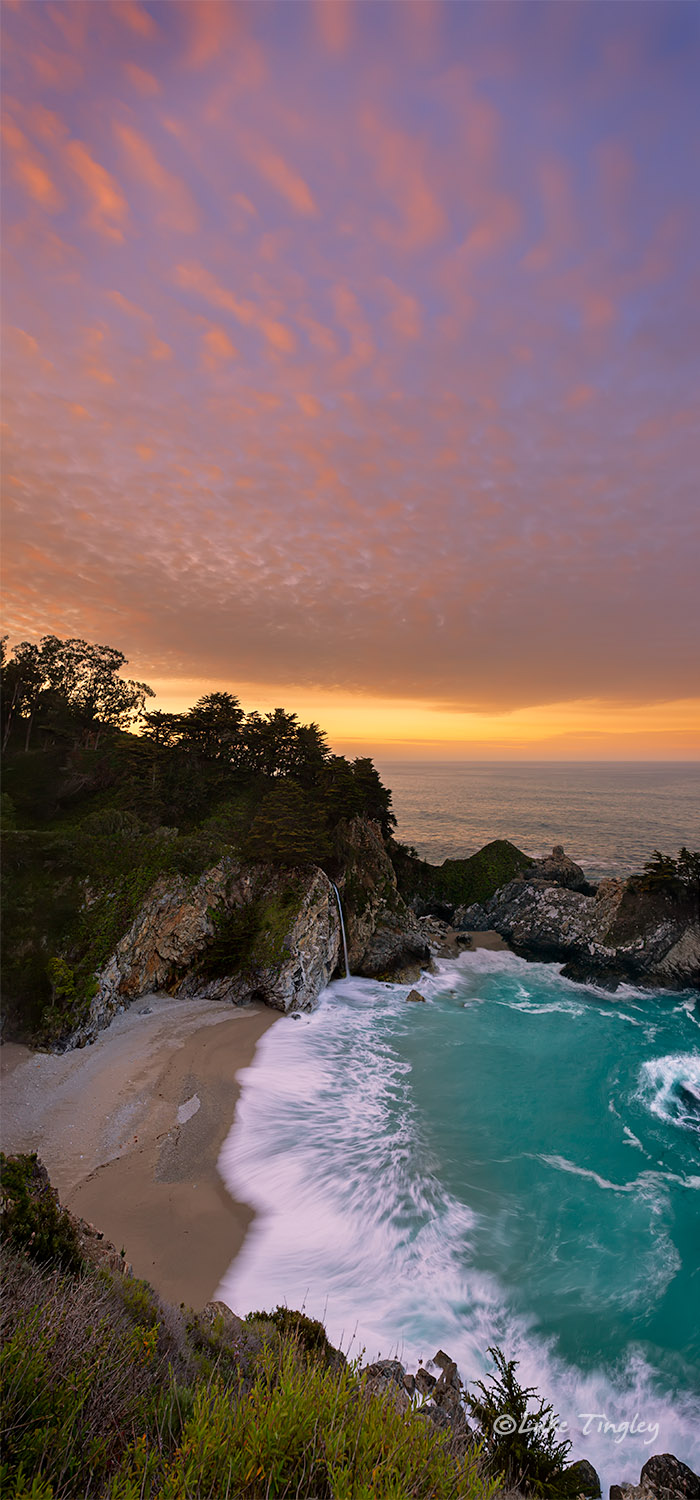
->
68;858;341;1044
564;1456;601;1496
178;864;340;1013
336;818;430;981
467;851;700;991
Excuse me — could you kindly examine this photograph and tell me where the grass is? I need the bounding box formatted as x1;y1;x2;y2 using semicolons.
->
0;1247;497;1500
1;1158;593;1500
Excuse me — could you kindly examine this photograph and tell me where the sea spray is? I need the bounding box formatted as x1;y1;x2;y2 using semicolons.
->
218;955;700;1491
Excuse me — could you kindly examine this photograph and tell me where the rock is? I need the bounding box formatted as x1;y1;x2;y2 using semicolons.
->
453;902;490;931
336;819;431;981
609;1485;653;1500
198;1300;245;1345
68;858;341;1045
565;1457;601;1497
474;864;700;992
406;989;426;1003
363;1358;406;1386
181;865;341;1015
362;1357;411;1412
411;897;456;922
640;1453;700;1499
524;846;593;894
414;1366;437;1396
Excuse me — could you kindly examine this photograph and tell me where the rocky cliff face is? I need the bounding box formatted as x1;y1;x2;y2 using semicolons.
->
457;848;700;991
70;857;341;1046
67;819;430;1047
335;818;431;981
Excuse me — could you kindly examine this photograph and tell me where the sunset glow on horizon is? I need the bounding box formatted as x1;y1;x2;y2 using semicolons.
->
2;0;699;759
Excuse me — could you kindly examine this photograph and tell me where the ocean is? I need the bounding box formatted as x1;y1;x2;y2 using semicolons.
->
218;763;700;1491
376;760;700;878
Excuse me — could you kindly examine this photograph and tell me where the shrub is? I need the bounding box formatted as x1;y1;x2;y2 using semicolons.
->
113;1337;494;1499
244;1304;341;1366
0;1156;83;1275
465;1345;576;1497
0;1252;165;1497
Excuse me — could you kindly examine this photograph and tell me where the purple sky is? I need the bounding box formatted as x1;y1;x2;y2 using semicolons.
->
2;1;699;753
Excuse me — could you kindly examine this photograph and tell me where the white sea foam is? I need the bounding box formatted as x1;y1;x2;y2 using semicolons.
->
635;1052;700;1133
217;974;700;1491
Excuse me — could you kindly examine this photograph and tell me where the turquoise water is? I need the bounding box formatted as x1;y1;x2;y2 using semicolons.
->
377;760;700;876
220;952;700;1489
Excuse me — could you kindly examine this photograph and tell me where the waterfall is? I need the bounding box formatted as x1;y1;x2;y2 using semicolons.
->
331;882;351;979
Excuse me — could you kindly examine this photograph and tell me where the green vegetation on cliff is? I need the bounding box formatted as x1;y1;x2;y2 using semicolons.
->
0;1158;495;1500
0;1156;596;1500
1;634;395;1044
391;838;532;912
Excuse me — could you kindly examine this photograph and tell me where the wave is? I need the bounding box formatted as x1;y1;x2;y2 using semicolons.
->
217;977;700;1491
635;1052;700;1134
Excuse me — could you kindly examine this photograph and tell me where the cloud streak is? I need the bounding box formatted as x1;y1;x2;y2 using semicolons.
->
1;0;698;755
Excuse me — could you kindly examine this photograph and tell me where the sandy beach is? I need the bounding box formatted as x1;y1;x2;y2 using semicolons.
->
0;996;277;1309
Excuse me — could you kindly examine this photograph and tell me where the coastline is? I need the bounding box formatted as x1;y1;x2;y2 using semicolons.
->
0;994;277;1308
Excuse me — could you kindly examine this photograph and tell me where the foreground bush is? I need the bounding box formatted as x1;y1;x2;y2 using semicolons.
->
466;1347;581;1498
0;1246;496;1500
0;1155;83;1274
110;1339;494;1500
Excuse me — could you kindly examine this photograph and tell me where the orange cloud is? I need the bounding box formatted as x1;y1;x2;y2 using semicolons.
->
185;0;237;68
112;1;158;40
124;62;161;97
26;104;68;146
298;311;338;356
201;325;238;370
565;384;596;410
2;115;63;211
5;326;54;374
174;261;295;353
459;193;521;262
106;289;172;361
522;156;575;272
114;122;198;233
30;45;82;91
243;133;318;217
332;284;374;372
314;0;352;55
380;277;422;339
83;326;114;386
66;139;128;240
361;106;446;251
581;290;616;331
297;393;321;418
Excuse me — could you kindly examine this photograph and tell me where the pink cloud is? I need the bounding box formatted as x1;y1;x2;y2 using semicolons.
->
2;114;64;211
66;139;128;240
361;105;447;251
114;121;198;233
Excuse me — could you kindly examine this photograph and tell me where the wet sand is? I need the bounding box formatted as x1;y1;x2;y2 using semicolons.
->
0;995;277;1309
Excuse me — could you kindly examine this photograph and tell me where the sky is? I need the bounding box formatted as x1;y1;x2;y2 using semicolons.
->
2;0;699;759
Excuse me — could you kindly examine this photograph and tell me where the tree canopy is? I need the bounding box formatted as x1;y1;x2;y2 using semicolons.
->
1;632;396;856
1;636;153;751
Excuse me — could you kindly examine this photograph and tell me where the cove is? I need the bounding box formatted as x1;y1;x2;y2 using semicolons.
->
218;948;700;1491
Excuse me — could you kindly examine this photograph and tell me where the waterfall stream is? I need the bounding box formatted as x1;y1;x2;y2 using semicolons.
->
331;882;351;978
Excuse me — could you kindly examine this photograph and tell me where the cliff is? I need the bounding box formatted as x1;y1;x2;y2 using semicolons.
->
457;847;700;991
45;817;430;1050
391;837;533;918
